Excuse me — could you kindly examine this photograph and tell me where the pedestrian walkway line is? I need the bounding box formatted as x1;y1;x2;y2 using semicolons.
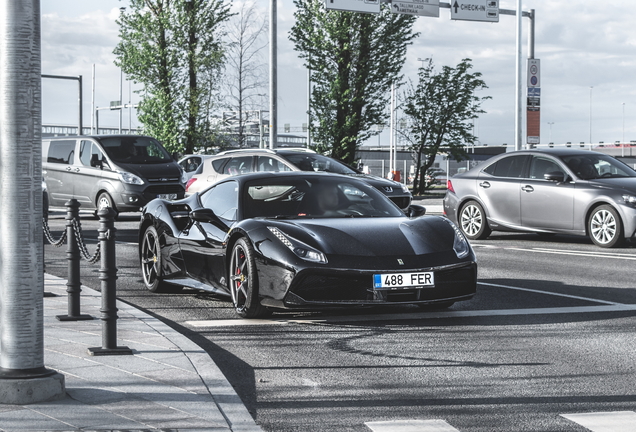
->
365;419;460;432
561;411;636;432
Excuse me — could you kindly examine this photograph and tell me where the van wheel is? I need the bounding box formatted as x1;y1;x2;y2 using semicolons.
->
96;192;118;219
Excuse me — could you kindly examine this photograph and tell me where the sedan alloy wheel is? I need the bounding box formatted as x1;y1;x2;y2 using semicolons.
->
459;201;491;240
589;205;623;248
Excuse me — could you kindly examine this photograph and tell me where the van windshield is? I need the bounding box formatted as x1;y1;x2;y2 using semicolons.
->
99;136;172;164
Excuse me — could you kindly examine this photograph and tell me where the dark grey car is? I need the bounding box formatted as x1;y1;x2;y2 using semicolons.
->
443;149;636;248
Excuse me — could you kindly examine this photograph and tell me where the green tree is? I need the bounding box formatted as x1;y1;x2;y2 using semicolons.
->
114;0;232;154
401;58;489;195
289;1;417;165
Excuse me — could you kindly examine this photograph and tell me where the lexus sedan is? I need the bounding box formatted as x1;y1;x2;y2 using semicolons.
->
140;172;476;318
444;148;636;247
184;148;412;210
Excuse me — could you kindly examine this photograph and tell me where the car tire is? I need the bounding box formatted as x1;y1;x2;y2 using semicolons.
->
96;192;119;219
588;205;624;248
459;200;491;240
229;237;270;319
140;225;179;293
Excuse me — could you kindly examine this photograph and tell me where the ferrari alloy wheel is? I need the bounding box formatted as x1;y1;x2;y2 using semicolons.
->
589;205;623;248
459;200;491;240
229;238;269;318
140;226;174;293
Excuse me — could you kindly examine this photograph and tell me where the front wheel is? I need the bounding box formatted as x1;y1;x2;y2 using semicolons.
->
96;192;118;219
588;205;624;248
229;238;269;318
459;200;491;240
140;225;177;293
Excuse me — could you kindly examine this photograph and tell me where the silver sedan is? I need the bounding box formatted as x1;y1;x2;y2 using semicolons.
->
443;148;636;248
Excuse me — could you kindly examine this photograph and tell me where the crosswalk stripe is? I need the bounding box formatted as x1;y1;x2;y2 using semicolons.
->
561;411;636;432
365;419;460;432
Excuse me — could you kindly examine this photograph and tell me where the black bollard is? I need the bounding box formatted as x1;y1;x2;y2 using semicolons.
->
56;199;93;321
88;207;132;356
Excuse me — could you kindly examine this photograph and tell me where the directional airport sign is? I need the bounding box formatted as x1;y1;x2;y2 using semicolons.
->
392;0;440;17
325;0;381;14
450;0;499;22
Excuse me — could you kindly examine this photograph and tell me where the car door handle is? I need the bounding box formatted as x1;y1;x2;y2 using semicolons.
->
65;166;72;171
74;168;80;172
479;181;490;188
521;185;534;193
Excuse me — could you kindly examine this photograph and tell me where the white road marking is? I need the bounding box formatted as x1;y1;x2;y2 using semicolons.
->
365;419;460;432
184;304;636;327
505;247;636;261
479;282;621;305
561;411;636;432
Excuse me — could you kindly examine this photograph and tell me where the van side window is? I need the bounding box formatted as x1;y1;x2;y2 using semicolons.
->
47;140;75;164
80;141;106;168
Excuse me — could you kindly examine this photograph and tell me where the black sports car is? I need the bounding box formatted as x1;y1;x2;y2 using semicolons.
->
139;172;477;318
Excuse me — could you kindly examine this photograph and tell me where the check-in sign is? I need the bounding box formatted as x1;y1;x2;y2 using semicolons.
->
450;0;499;22
392;0;440;17
325;0;381;14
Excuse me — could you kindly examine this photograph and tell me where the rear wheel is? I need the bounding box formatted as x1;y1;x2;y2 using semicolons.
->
588;205;624;248
229;238;269;318
459;200;491;240
140;225;179;293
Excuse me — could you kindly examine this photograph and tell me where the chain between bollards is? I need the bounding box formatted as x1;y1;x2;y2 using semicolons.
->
88;207;132;356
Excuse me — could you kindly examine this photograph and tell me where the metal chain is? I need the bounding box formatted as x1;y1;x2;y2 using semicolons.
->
42;218;67;247
72;218;101;264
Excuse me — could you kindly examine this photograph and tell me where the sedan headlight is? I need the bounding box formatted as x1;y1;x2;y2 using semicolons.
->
443;218;471;259
622;195;636;205
118;171;144;185
268;227;327;263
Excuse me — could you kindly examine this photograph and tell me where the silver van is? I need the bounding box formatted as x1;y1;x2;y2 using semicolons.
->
42;135;186;216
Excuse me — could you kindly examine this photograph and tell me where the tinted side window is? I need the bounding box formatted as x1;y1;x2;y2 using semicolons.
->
47;140;76;164
528;156;565;179
491;155;526;178
212;157;229;173
79;140;106;167
256;156;293;172
199;181;238;221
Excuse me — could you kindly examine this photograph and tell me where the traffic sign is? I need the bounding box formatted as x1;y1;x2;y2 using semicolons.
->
527;59;540;88
325;0;380;14
450;0;499;22
392;0;440;17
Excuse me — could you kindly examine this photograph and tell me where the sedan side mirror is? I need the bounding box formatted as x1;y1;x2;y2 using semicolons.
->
407;204;427;218
544;171;566;183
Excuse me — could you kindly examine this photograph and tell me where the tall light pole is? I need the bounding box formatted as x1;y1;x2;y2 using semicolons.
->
589;86;593;145
622;102;625;157
269;0;277;149
514;0;522;151
548;121;554;143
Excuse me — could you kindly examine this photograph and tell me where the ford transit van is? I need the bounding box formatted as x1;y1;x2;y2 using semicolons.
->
42;135;186;216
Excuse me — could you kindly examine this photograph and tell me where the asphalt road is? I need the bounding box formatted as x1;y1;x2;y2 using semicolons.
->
43;205;636;432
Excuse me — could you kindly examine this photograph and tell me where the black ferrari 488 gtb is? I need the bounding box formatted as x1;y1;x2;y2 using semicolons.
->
139;172;477;318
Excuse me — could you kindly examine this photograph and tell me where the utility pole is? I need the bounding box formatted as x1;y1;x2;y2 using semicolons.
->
0;0;65;403
269;0;277;149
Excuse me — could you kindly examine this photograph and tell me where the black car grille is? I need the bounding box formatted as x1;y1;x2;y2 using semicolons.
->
289;263;476;304
390;196;411;209
142;184;185;201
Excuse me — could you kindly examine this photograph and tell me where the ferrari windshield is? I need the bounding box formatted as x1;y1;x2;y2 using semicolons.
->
243;176;403;219
561;153;636;180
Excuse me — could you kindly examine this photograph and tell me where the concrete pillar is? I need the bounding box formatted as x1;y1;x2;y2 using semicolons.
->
0;0;65;404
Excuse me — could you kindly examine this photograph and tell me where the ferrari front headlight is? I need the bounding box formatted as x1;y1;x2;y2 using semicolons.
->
443;218;471;259
268;227;327;264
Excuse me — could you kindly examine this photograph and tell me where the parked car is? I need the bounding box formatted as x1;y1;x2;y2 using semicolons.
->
42;135;186;217
139;172;476;318
444;148;636;247
185;148;412;210
178;154;213;182
425;168;447;187
42;177;49;221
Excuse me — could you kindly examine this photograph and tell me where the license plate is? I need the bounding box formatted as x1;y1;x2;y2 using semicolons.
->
157;193;177;200
373;272;434;290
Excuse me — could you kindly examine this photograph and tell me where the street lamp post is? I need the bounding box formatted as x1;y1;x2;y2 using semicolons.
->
589;86;593;146
622;102;625;157
548;121;554;143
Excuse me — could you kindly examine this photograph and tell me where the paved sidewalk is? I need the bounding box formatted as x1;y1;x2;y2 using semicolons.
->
0;274;263;432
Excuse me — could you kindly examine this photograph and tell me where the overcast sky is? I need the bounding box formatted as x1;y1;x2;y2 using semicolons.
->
40;0;636;148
